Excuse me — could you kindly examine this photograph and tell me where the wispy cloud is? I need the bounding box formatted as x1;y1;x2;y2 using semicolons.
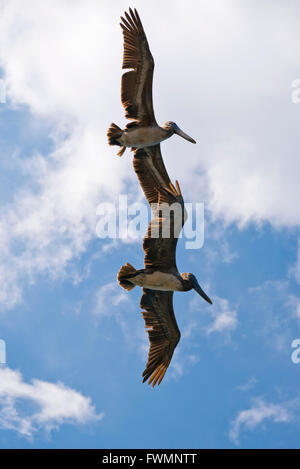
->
190;294;238;337
161;295;238;382
0;0;300;312
166;297;237;381
0;0;135;310
93;281;148;363
0;367;103;438
206;297;238;335
168;350;200;382
248;280;298;352
287;293;300;327
229;397;292;445
236;377;257;392
94;281;129;318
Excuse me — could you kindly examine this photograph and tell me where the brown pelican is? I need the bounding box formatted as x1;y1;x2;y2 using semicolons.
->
107;8;196;157
117;149;212;387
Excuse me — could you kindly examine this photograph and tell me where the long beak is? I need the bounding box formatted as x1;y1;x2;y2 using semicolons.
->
174;127;196;144
192;279;212;304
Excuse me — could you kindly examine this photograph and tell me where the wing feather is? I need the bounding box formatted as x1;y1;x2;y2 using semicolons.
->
143;181;187;271
133;147;187;270
133;146;171;207
120;8;156;125
141;289;181;387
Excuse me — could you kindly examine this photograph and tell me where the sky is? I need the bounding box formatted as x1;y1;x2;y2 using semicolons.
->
0;0;300;449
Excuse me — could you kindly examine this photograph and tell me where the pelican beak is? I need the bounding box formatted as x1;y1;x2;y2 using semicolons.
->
191;278;212;304
174;126;196;144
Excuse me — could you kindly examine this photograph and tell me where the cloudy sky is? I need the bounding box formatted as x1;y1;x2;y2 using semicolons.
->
0;0;300;449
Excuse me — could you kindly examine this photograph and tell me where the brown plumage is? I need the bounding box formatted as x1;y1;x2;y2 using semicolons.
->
119;151;185;387
120;8;155;125
118;263;136;291
139;170;186;386
133;145;171;203
113;12;209;388
142;175;186;273
139;183;184;387
140;289;180;387
118;149;212;388
107;8;196;157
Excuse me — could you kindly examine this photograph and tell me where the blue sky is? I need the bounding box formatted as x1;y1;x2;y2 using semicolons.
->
0;0;300;449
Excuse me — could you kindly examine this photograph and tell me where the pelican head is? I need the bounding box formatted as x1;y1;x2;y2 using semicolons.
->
181;273;212;304
162;121;196;144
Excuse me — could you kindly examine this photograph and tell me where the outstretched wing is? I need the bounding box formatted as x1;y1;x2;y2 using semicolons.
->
141;289;181;387
133;146;171;207
143;180;187;271
120;8;156;126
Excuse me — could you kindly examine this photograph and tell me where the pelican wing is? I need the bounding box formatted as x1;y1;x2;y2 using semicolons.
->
141;289;181;387
133;146;171;206
120;8;156;125
143;181;187;271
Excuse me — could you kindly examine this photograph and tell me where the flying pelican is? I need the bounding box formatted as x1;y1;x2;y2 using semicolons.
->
107;8;196;157
117;149;212;387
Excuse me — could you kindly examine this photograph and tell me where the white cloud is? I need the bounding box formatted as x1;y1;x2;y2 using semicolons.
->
191;294;238;336
206;297;238;334
168;350;200;382
0;367;102;437
166;1;300;229
0;0;133;309
248;280;299;353
286;293;300;327
93;281;203;384
94;281;129;317
159;295;238;382
0;130;130;310
236;377;257;392
229;397;292;445
161;295;237;381
93;281;147;354
0;0;299;310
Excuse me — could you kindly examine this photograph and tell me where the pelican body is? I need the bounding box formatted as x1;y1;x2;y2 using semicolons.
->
119;266;212;301
107;8;196;157
117;149;212;387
